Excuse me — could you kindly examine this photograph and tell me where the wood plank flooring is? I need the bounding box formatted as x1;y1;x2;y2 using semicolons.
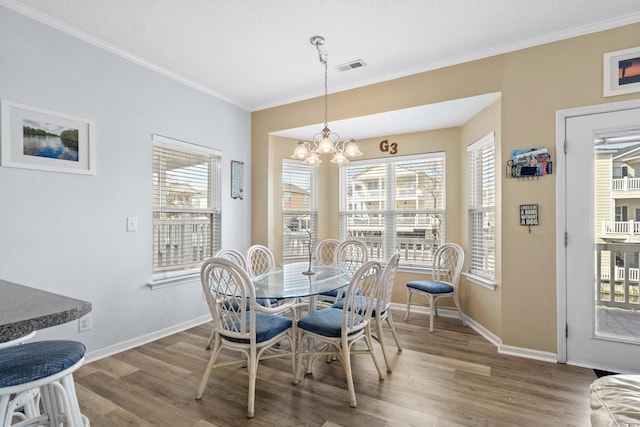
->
74;310;597;426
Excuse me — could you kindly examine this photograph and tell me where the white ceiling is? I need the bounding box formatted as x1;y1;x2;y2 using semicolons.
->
3;0;640;139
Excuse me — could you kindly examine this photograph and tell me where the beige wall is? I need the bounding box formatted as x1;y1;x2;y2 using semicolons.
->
252;23;640;353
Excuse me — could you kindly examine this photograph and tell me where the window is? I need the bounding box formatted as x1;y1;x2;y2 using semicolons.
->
616;205;628;221
282;160;317;262
339;153;446;268
468;132;495;280
152;135;221;275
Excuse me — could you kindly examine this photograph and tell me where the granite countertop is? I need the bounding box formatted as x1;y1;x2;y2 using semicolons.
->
0;279;92;343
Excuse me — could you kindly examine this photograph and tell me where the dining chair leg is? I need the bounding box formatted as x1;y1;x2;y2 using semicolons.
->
365;329;385;380
294;331;305;384
205;328;215;350
386;311;403;352
428;295;436;333
247;348;257;418
195;338;222;399
341;340;357;408
404;289;412;321
374;319;392;373
453;293;467;326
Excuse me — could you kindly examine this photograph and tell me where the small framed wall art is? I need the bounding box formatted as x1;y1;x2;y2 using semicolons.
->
603;46;640;97
231;160;244;199
1;100;96;175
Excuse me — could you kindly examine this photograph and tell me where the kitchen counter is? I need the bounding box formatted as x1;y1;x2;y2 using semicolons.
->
0;279;92;343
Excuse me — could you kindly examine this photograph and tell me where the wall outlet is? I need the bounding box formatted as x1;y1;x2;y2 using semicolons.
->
78;313;92;332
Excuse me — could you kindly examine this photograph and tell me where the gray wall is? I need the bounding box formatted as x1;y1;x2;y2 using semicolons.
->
0;7;251;358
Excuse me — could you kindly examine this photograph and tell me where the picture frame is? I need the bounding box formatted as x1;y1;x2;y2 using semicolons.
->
1;100;96;175
231;160;244;199
603;46;640;97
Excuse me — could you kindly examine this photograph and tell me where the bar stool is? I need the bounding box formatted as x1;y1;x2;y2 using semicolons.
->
0;340;89;426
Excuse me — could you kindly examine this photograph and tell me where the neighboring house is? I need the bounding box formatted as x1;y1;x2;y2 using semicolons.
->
346;164;443;241
595;142;640;306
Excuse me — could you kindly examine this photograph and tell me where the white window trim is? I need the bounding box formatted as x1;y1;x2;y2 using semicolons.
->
462;272;497;290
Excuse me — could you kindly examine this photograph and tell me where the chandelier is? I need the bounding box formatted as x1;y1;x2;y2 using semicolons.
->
291;36;362;165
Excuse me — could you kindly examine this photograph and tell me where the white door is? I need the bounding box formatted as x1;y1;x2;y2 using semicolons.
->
560;101;640;373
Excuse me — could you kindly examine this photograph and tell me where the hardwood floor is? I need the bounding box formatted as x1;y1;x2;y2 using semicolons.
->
74;310;596;426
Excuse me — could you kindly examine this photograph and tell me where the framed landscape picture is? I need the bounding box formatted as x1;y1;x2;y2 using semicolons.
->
1;100;95;174
603;46;640;97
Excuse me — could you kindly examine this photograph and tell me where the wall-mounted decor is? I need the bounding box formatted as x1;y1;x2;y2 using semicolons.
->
231;160;244;199
506;146;552;179
604;46;640;97
1;100;95;175
520;203;538;233
379;139;398;155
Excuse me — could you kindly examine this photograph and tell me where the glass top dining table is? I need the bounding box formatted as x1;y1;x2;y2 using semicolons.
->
250;261;349;299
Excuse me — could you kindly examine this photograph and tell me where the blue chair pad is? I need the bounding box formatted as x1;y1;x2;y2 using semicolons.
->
298;308;362;338
406;280;454;294
0;340;85;388
223;312;292;344
332;296;381;317
319;284;348;298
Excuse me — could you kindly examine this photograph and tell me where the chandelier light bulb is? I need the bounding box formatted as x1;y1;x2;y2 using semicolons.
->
344;140;362;157
291;141;310;159
303;152;322;165
330;151;349;164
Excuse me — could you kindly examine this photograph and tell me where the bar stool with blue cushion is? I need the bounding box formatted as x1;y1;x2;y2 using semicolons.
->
0;340;89;426
404;243;466;333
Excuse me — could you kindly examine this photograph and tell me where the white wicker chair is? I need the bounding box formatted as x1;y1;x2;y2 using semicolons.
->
373;253;403;372
404;243;466;332
317;239;369;304
314;239;340;265
213;248;247;270
246;245;275;278
196;258;296;418
295;261;384;408
202;249;250;350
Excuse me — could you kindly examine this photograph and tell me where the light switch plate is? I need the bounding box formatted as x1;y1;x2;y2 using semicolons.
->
127;217;138;232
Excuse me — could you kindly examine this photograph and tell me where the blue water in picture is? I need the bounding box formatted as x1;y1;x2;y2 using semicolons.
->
23;134;79;162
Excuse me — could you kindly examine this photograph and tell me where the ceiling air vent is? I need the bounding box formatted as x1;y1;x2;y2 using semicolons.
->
336;59;366;72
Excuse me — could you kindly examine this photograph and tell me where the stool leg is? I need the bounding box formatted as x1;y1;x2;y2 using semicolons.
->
60;374;85;427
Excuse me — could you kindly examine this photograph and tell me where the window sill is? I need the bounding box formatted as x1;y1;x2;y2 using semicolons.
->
147;269;200;290
398;265;433;275
462;272;497;290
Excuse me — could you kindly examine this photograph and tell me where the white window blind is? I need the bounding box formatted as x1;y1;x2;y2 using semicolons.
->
152;135;221;274
282;160;317;262
339;153;446;267
468;132;495;279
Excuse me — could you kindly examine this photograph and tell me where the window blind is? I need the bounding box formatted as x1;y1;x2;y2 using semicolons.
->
339;152;446;267
468;132;495;279
152;135;221;273
282;160;317;262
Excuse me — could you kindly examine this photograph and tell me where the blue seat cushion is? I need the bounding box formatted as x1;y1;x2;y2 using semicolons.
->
223;298;277;311
0;340;86;388
332;296;381;316
406;280;454;294
319;284;348;298
297;308;362;338
223;312;292;344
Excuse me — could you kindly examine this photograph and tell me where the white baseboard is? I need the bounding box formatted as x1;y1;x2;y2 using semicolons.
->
84;314;211;364
86;306;559;366
390;302;558;364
